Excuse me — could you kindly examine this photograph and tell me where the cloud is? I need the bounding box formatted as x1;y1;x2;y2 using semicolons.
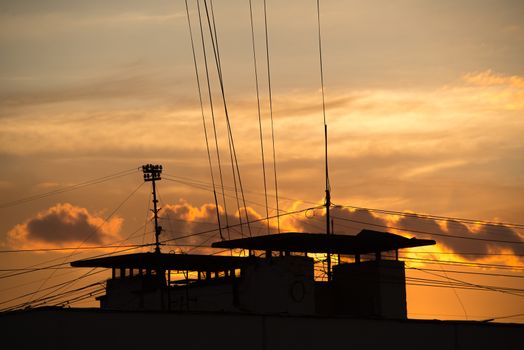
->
421;219;523;259
158;200;276;253
287;206;389;235
400;160;468;179
1;69;523;250
390;214;524;261
17;197;515;263
6;203;123;249
453;69;524;111
462;69;524;89
2;69;522;161
159;200;523;264
282;205;524;262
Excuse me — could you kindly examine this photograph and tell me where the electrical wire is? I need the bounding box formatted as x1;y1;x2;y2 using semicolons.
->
1;194;161;311
0;168;137;209
159;205;322;244
407;267;524;279
0;269;106;308
263;0;280;234
204;0;252;237
334;204;524;230
185;0;224;240
249;0;270;235
414;267;524;297
3;281;105;312
331;214;524;244
22;181;145;306
196;0;231;238
161;172;524;237
400;256;524;270
0;244;153;254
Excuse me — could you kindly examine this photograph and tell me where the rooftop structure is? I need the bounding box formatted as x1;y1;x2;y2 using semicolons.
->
70;229;435;318
70;252;249;271
211;229;435;257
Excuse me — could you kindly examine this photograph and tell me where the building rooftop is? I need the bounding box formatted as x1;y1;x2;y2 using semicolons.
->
70;252;251;271
211;229;436;255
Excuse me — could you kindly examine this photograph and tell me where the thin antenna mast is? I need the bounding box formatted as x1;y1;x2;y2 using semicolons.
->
316;0;331;281
325;125;331;281
142;164;163;253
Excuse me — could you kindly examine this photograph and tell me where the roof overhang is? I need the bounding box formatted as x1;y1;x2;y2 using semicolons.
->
211;229;436;255
70;253;252;271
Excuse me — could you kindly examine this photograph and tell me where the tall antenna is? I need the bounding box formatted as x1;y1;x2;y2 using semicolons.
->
316;0;331;281
325;125;331;281
142;164;163;253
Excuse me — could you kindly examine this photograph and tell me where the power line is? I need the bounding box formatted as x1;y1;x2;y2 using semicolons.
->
201;0;244;238
335;204;524;229
0;183;147;279
404;251;524;256
401;256;524;270
0;264;95;294
162;176;280;222
3;280;105;312
303;209;524;255
407;267;524;279
162;172;524;233
0;269;106;308
263;0;280;234
409;312;524;321
204;0;252;237
331;214;524;244
21;267;100;311
414;267;524;298
249;0;270;235
0;245;145;281
485;313;524;321
55;288;106;308
405;280;523;295
0;168;137;209
0;241;149;310
159;205;321;244
0;207;148;281
4;196;158;310
162;177;524;251
0;243;153;254
185;0;224;241
196;0;231;239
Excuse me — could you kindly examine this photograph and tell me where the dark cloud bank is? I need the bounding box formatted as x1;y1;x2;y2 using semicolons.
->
158;202;524;261
8;202;522;262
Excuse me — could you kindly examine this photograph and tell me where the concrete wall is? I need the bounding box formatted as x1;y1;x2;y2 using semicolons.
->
1;308;522;350
238;256;315;315
333;260;407;318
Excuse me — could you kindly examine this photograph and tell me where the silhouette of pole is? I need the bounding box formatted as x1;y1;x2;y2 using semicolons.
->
143;164;163;253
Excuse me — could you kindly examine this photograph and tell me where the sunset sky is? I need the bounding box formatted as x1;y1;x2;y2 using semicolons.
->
1;0;523;321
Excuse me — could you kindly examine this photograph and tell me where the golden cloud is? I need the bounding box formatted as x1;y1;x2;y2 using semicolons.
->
463;69;524;89
154;198;523;264
158;200;282;250
6;203;123;249
458;69;524;110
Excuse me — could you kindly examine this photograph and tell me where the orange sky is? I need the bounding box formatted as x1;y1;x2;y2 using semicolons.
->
0;0;523;321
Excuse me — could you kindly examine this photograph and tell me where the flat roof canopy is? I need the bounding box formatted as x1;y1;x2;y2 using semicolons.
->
211;229;436;255
70;253;251;271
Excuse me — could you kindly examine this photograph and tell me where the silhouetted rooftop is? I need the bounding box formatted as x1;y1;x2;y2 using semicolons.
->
70;253;251;271
211;229;435;254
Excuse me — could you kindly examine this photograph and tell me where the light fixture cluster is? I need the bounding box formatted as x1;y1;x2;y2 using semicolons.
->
142;164;162;182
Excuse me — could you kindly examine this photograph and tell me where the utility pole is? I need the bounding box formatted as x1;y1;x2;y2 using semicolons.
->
142;164;163;253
